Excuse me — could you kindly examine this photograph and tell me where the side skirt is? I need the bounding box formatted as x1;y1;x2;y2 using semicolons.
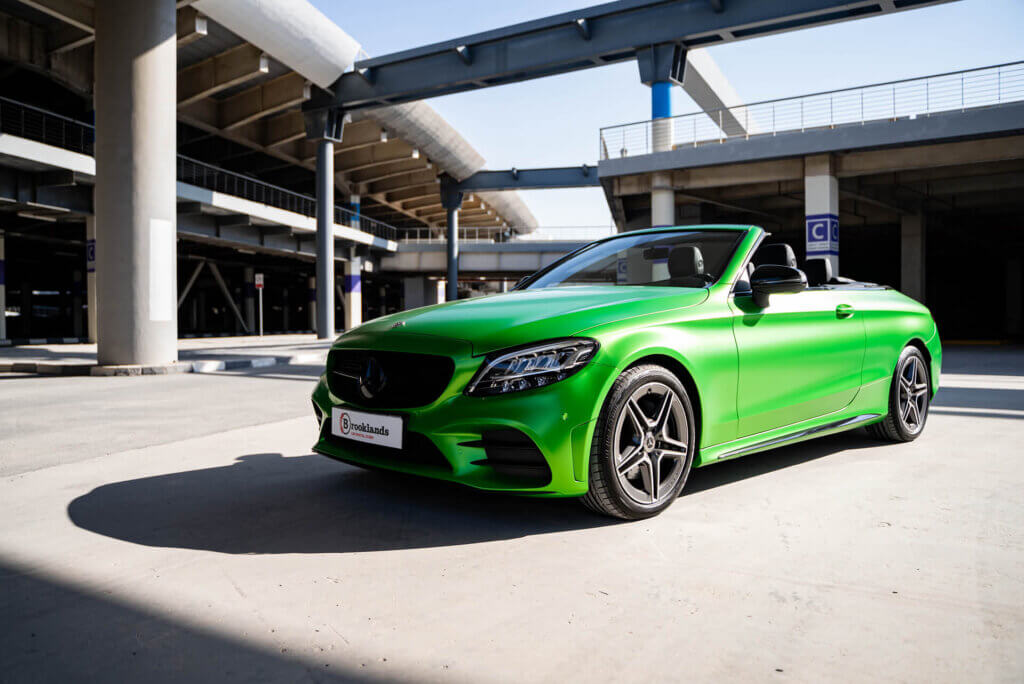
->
699;413;881;465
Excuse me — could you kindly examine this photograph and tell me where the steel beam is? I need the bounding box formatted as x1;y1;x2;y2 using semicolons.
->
315;140;334;339
458;166;599;191
306;0;955;112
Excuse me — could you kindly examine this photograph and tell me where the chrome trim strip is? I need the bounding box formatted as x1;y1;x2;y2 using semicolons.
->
719;413;880;460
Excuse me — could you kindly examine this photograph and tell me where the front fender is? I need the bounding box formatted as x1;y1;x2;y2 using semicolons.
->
588;305;739;452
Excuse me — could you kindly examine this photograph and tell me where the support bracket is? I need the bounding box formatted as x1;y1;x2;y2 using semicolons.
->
636;43;686;86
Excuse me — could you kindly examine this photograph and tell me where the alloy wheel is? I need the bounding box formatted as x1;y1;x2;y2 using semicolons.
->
897;355;929;434
612;382;689;506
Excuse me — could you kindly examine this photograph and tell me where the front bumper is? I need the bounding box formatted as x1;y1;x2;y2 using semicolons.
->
311;333;618;497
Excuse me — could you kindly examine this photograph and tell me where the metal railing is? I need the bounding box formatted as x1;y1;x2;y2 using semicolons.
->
600;61;1024;160
399;226;507;243
398;225;615;244
0;95;93;154
0;96;400;242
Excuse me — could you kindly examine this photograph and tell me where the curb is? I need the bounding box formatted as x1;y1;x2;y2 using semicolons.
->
0;351;327;377
0;337;88;347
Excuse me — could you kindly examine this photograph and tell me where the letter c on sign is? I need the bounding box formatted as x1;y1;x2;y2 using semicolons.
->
812;222;826;240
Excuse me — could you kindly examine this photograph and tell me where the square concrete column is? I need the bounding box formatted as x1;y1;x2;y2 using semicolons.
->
804;154;839;275
343;257;362;330
85;216;97;342
403;276;444;310
94;0;178;365
900;213;926;303
0;229;6;341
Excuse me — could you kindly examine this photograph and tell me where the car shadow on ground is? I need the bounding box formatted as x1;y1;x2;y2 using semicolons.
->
0;560;377;683
67;430;879;555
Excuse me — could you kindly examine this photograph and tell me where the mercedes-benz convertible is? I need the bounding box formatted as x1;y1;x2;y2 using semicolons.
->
312;224;940;519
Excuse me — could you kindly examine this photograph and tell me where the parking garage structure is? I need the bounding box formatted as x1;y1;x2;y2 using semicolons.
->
598;61;1024;341
0;0;536;363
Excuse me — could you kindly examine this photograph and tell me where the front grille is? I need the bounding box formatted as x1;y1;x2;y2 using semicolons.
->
326;349;455;409
326;431;452;473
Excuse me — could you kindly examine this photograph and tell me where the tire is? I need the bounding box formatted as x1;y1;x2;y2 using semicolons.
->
867;345;931;442
582;364;696;520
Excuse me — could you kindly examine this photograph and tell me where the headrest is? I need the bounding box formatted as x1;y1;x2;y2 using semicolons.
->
753;243;797;268
804;258;833;286
668;245;704;278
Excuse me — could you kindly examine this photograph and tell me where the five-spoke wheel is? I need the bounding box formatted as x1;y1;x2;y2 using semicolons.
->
613;382;689;506
868;345;932;442
583;365;695;519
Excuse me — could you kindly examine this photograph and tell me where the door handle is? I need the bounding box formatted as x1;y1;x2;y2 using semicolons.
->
836;303;855;319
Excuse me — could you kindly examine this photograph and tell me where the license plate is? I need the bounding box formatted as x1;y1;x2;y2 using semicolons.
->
331;407;403;449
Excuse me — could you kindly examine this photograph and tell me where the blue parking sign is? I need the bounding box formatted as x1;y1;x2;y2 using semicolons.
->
806;214;838;256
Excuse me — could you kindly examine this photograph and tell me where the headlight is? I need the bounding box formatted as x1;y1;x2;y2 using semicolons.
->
465;338;598;397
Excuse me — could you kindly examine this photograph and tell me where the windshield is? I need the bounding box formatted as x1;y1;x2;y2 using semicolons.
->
519;230;745;290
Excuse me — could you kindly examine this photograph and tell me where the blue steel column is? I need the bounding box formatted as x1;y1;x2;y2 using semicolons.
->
650;81;675;226
315;140;334;339
638;43;684;230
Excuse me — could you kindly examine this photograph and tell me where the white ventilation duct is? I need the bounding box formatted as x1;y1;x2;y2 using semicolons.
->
192;0;361;89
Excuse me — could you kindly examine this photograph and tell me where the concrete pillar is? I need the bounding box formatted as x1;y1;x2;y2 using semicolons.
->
343;256;362;330
94;0;178;365
804;154;840;275
436;279;447;304
651;81;675;227
1007;257;1023;338
307;276;316;332
243;266;255;334
0;230;6;341
403;276;446;310
315;140;334;339
85;216;97;342
900;213;926;303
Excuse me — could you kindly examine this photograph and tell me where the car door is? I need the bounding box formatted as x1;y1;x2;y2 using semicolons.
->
730;287;866;438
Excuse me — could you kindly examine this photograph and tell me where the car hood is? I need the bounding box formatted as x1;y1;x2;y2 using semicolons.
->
345;285;709;355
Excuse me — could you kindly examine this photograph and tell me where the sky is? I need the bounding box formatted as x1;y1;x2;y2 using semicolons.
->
310;0;1024;228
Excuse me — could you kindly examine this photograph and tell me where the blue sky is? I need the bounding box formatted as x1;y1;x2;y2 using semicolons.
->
310;0;1024;228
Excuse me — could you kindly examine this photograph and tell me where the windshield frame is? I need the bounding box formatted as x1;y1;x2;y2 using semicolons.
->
514;228;748;291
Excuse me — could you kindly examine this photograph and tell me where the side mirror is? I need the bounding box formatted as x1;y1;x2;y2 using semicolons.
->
750;264;807;308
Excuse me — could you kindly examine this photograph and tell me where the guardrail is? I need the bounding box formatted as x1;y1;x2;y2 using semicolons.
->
0;96;93;154
176;156;398;242
600;61;1024;160
0;96;400;242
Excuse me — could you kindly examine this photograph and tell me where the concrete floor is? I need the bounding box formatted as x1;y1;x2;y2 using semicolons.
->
1;346;1022;682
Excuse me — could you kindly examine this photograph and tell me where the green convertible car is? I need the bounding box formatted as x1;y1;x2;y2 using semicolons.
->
312;224;941;519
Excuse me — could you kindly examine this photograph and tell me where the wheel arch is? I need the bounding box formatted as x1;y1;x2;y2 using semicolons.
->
905;337;935;397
